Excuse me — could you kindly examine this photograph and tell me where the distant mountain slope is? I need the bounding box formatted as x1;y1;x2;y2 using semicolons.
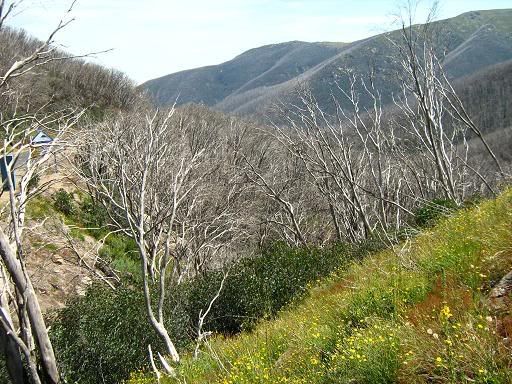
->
454;59;512;134
443;23;512;78
142;9;512;119
143;41;346;107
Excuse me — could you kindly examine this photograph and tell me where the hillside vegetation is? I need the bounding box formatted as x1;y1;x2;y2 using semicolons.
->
1;3;511;384
454;59;512;135
0;27;140;117
142;9;512;120
128;188;512;383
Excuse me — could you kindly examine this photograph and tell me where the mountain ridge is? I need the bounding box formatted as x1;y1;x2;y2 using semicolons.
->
142;8;512;118
143;40;346;108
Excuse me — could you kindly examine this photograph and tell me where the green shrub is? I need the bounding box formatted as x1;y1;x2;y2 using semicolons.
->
99;234;140;277
53;188;75;216
26;196;55;219
183;242;350;335
414;198;458;228
79;198;108;230
51;283;190;384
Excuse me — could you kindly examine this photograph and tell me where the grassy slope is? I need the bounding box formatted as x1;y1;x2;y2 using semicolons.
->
130;189;512;384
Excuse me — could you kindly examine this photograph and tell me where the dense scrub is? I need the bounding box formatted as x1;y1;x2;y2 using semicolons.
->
50;285;172;384
126;188;512;383
183;243;355;335
48;241;369;384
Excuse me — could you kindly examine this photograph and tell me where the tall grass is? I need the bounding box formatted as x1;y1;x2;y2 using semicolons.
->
129;188;512;383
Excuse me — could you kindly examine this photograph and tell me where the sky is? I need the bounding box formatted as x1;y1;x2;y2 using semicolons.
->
6;0;512;84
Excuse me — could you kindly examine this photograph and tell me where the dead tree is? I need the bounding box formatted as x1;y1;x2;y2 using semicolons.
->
76;108;195;371
75;105;252;375
172;106;251;277
390;1;498;204
0;2;87;383
239;129;311;246
0;76;84;384
271;82;407;243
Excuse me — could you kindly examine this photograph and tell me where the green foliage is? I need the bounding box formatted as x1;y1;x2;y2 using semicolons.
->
50;283;190;384
414;198;458;228
79;198;108;230
138;189;512;384
69;227;85;240
53;188;75;216
51;284;154;384
51;191;139;276
43;243;59;252
184;242;350;335
26;196;55;219
99;234;140;277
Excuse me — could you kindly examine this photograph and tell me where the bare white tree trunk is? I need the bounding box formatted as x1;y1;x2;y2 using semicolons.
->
0;2;91;382
76;105;251;375
0;230;59;383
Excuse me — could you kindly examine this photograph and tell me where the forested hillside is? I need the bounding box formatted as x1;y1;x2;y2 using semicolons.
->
0;2;511;384
0;27;140;116
142;41;346;108
454;59;512;134
142;9;512;120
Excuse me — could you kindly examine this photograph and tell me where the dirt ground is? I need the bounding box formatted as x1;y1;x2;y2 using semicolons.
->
24;215;103;312
1;152;110;313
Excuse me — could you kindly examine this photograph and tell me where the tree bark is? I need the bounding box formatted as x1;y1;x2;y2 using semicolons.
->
0;229;59;383
0;295;25;384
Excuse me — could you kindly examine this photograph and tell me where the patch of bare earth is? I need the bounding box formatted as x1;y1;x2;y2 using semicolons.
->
19;154;113;313
23;214;107;313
